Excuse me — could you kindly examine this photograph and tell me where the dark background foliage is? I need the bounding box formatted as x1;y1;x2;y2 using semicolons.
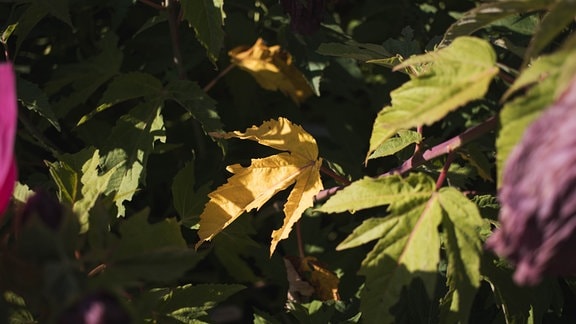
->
2;0;576;323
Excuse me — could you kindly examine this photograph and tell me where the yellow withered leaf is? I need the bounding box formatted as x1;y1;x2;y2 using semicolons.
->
196;118;323;256
228;38;314;104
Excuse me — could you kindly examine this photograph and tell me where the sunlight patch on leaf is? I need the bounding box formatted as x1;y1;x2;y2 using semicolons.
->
229;38;314;104
196;118;323;256
367;129;422;161
367;37;498;161
317;173;435;214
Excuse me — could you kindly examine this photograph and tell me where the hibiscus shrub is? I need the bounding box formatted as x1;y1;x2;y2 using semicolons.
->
1;0;576;323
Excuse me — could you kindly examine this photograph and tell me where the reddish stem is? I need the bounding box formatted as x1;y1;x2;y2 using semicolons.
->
435;151;455;190
381;116;497;177
320;165;351;185
138;0;166;10
203;64;236;92
296;222;305;258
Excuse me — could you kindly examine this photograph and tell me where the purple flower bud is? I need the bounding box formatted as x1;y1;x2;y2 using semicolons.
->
58;292;131;324
0;63;18;215
18;190;63;231
281;0;326;35
486;75;576;286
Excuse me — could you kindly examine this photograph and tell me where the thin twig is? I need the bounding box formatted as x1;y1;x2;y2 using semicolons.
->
296;222;305;258
435;151;455;190
314;116;498;203
138;0;166;10
87;263;107;277
166;0;186;80
320;165;351;186
203;63;236;92
381;116;498;177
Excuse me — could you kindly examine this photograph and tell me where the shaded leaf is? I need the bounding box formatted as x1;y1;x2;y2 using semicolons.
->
196;118;323;255
317;40;397;68
105;208;200;283
16;77;60;131
171;160;211;228
525;0;576;62
78;72;163;125
441;0;553;46
367;37;498;160
229;38;314;104
181;0;225;63
438;188;485;324
164;79;222;133
44;34;122;118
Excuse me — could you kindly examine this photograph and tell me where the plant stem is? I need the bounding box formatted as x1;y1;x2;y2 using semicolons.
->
296;221;305;258
166;0;186;80
138;0;166;10
320;165;351;185
203;63;236;93
314;116;498;202
435;151;455;190
381;116;498;177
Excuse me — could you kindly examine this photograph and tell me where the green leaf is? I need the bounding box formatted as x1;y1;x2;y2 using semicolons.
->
317;173;435;214
37;0;73;28
16;77;60;131
441;0;554;46
164;79;223;133
497;46;576;185
336;218;396;251
367;37;498;160
155;284;245;320
171;160;211;228
481;256;563;323
47;147;116;231
525;0;576;62
367;129;422;160
359;195;442;323
44;34;122;118
317;40;397;68
78;72;163;125
102;101;166;216
438;188;485;324
181;0;225;63
104;208;201;283
458;145;492;182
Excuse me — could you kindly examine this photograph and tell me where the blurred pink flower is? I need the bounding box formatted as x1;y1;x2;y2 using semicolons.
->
486;75;576;286
0;63;17;215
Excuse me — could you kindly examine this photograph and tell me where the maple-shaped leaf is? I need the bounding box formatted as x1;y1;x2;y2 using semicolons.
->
229;38;314;104
196;118;323;255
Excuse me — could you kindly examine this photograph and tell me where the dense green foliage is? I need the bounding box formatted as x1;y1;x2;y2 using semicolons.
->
2;0;576;322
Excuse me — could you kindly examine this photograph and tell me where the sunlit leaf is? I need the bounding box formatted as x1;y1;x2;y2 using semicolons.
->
318;173;435;214
497;45;576;185
196;118;323;255
47;147;117;232
229;38;314;104
102;101;166;216
367;129;422;160
367;37;498;160
359;194;442;323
